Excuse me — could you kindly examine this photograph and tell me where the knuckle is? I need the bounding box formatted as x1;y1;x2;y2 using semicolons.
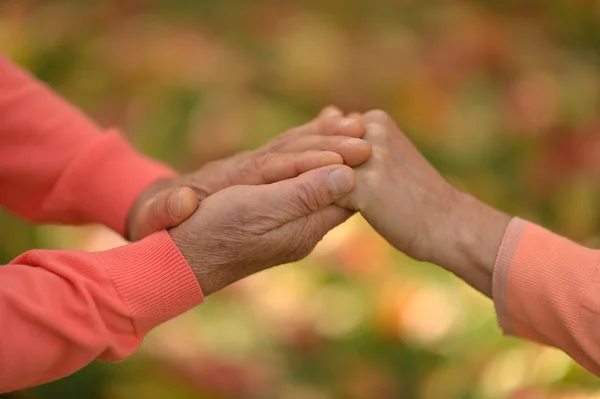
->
269;131;293;150
363;109;392;125
238;155;260;179
291;152;303;175
372;145;392;161
365;122;391;142
256;152;275;170
320;105;342;117
256;152;283;182
362;165;383;189
320;115;342;133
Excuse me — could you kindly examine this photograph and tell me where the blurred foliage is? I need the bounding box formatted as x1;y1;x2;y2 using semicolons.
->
2;0;600;398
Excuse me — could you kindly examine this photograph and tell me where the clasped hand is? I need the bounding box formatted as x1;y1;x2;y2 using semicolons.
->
134;107;511;297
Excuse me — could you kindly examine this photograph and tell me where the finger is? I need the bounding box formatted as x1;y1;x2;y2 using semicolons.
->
290;113;365;138
362;109;394;128
257;151;344;184
363;122;391;145
318;113;366;138
225;150;345;188
274;135;372;166
362;110;417;149
319;105;343;117
134;187;199;240
347;112;362;120
254;164;355;225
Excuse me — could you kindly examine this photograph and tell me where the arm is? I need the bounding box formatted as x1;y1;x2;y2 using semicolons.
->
470;216;600;376
0;54;175;236
0;60;370;239
342;110;600;377
0;232;202;393
1;161;357;393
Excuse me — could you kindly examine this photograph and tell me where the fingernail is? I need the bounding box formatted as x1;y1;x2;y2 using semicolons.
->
168;189;183;218
328;168;353;196
341;117;358;127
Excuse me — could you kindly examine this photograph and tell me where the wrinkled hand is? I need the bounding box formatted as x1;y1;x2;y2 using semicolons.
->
127;106;370;241
338;110;510;296
336;110;455;262
169;164;355;296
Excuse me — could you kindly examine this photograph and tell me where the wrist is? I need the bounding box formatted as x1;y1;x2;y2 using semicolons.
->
97;231;203;333
168;227;231;297
428;188;511;297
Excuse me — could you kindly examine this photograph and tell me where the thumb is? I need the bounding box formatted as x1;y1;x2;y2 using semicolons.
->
130;187;199;241
254;164;355;226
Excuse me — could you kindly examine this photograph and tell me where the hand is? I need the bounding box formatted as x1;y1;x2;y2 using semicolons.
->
127;106;370;241
179;106;369;200
127;180;200;242
338;110;511;296
169;164;355;296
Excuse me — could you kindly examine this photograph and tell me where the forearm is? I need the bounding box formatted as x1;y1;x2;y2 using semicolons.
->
426;187;600;376
0;54;174;235
349;111;600;376
0;232;202;392
427;190;511;298
486;219;600;376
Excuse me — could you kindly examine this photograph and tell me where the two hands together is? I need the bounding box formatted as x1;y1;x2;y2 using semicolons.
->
128;107;511;298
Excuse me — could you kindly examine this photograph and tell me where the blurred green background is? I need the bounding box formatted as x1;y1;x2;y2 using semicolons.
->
2;0;600;398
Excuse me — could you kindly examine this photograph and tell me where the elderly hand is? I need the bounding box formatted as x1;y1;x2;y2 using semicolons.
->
169;164;355;296
127;107;370;241
338;110;511;296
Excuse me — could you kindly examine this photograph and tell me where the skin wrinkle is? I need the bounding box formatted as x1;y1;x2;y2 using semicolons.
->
166;189;180;220
292;152;303;176
169;164;355;296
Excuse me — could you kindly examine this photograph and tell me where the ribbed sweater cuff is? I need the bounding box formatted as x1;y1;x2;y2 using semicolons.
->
492;218;600;349
94;231;203;335
492;217;527;335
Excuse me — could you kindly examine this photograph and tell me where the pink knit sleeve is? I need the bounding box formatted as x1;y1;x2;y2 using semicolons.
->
493;217;600;376
0;54;174;236
0;231;203;393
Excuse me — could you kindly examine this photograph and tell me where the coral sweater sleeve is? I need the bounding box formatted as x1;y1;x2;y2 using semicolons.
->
493;218;600;376
0;54;174;235
0;55;204;392
0;232;203;392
